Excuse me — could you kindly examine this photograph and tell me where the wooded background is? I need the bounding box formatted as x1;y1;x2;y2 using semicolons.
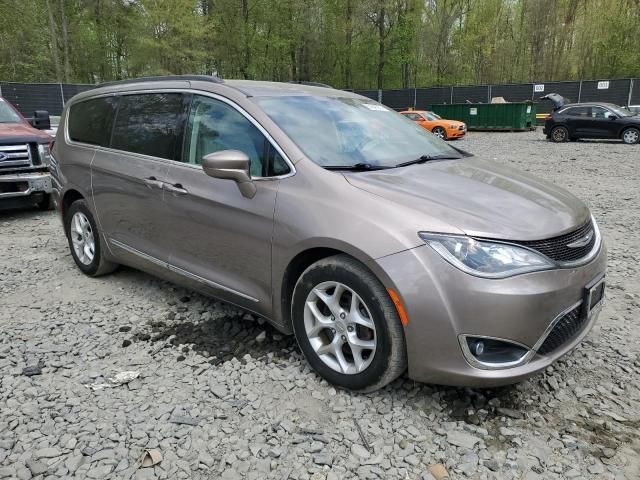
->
1;0;639;90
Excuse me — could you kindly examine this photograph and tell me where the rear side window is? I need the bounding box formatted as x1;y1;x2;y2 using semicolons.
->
111;93;187;160
68;97;118;146
564;107;589;117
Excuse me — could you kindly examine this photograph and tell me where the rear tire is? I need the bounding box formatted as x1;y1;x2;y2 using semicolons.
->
291;255;407;392
64;199;117;277
550;126;569;143
432;126;447;140
621;127;639;145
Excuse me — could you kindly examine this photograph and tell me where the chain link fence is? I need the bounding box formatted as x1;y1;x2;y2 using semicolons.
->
1;78;638;117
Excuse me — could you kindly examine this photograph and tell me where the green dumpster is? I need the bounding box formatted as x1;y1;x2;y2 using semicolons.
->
428;103;536;131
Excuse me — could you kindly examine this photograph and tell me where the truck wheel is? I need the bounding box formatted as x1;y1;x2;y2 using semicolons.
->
64;199;117;277
291;255;407;392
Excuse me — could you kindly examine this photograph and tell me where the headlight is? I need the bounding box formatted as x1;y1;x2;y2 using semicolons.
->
449;124;457;129
38;143;52;166
419;233;554;278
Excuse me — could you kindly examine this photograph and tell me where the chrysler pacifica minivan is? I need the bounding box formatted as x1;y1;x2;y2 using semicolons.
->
51;76;606;391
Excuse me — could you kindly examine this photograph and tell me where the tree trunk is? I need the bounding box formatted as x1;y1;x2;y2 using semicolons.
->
59;0;70;83
344;0;353;89
377;3;386;91
46;0;62;82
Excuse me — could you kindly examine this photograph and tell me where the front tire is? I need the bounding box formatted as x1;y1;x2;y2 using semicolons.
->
64;199;117;277
622;127;640;145
291;255;407;392
550;126;569;142
432;126;447;140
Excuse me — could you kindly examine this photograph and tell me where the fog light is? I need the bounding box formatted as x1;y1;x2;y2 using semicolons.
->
462;336;531;369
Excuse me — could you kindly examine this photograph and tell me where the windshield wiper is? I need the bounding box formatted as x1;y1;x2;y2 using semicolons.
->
323;162;392;171
395;154;461;168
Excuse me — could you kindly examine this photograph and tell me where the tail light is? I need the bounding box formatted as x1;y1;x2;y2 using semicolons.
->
544;115;552;121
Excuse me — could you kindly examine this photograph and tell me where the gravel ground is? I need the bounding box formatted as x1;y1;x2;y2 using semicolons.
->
1;130;639;480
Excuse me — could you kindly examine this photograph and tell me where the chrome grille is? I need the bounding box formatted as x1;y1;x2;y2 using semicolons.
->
537;305;586;355
0;144;31;169
514;220;596;263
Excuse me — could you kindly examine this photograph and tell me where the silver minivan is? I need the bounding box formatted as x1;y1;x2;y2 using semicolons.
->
51;76;606;391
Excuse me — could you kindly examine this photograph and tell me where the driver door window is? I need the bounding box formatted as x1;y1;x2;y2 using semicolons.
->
183;95;289;177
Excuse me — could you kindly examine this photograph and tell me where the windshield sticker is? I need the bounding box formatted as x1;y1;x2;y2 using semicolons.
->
363;104;388;112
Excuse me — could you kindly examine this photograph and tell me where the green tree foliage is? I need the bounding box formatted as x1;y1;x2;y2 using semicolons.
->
1;0;639;87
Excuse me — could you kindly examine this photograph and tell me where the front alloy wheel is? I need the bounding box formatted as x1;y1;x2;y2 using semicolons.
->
622;128;639;145
292;254;407;392
304;281;376;374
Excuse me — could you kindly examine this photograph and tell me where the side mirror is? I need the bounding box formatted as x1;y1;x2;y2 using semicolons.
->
202;150;256;199
30;110;51;130
608;115;618;120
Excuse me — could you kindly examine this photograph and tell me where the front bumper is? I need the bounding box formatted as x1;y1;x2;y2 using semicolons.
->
376;242;607;387
0;171;52;200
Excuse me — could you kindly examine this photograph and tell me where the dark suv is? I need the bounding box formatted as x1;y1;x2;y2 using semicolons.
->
0;97;54;209
543;102;640;144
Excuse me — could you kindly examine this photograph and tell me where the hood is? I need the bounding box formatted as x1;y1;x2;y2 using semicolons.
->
0;122;51;144
343;158;590;241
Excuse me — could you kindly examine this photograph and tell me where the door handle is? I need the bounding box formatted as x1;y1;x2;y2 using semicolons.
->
143;176;164;190
165;183;188;195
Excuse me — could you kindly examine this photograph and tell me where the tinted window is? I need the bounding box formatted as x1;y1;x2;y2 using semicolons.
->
68;97;118;146
111;93;187;160
564;107;589;117
183;95;289;177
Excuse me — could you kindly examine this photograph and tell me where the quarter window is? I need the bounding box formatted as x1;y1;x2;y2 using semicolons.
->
183;95;289;177
68;96;118;146
111;93;188;160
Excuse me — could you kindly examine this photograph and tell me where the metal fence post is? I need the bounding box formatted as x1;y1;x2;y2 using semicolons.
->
628;79;634;107
413;87;417;109
488;85;492;103
0;84;3;97
450;86;453;104
377;89;382;103
577;80;583;102
59;83;66;108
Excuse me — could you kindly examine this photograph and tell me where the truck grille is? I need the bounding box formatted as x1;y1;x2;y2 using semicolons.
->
0;144;31;169
514;219;596;263
537;304;587;355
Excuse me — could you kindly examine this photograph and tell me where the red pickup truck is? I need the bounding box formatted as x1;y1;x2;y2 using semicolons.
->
0;97;54;209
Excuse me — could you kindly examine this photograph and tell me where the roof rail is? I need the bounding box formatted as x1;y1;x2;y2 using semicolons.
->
288;80;333;88
97;75;223;88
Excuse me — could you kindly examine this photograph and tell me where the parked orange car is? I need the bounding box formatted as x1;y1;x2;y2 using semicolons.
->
400;110;466;140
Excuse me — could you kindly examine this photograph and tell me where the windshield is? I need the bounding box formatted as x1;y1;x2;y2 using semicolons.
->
0;99;21;123
609;105;633;117
424;112;441;121
254;96;461;167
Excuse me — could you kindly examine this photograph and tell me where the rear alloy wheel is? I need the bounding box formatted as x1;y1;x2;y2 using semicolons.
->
292;255;407;392
622;127;640;145
432;126;447;140
550;126;569;143
64;199;117;277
